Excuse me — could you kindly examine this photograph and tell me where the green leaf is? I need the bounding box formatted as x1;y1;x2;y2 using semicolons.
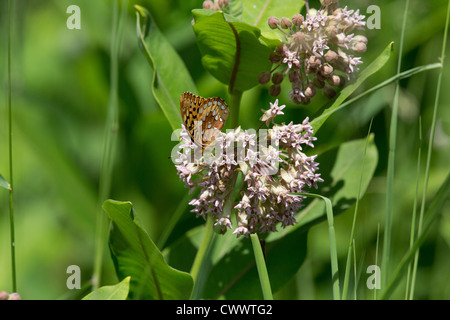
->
82;276;130;300
104;200;193;300
192;9;273;93
291;134;379;233
0;173;11;190
311;42;394;133
242;0;304;42
135;5;196;130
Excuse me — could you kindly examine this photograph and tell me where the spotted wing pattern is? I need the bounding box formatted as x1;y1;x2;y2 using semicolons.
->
180;92;229;149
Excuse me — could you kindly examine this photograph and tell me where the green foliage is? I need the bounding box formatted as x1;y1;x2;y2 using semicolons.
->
82;276;130;300
0;0;449;301
104;200;193;300
192;9;273;93
135;5;196;130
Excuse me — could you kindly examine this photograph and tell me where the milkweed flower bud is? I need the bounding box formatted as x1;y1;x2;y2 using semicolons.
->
268;16;280;29
280;17;293;29
261;0;367;104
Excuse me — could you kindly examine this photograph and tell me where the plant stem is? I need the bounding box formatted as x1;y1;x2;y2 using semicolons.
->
229;91;242;129
250;233;273;300
92;0;126;290
381;0;409;291
409;0;450;300
7;0;17;293
405;118;422;299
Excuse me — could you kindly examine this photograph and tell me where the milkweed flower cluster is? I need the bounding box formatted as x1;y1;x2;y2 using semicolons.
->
173;100;323;238
259;0;367;104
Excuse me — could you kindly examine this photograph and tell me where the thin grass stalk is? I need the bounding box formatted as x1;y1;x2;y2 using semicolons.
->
342;120;373;299
409;0;450;300
381;0;410;291
404;118;422;299
7;0;17;293
381;174;450;300
374;224;380;300
92;0;127;290
352;239;357;300
294;193;340;299
190;216;217;299
251;233;273;300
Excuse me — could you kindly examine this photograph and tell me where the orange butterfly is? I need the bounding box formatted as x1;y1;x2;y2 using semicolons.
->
180;92;229;150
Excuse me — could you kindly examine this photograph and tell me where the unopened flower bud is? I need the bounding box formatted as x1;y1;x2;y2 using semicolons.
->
353;35;368;44
327;74;341;86
308;55;322;68
313;76;325;89
269;84;281;97
323;86;337;99
304;85;316;98
321;0;337;5
0;291;9;300
202;0;215;9
352;42;367;53
280;17;292;29
258;72;271;84
293;32;306;46
324;50;338;62
9;292;21;300
268;16;280;29
320;63;334;77
288;70;300;82
338;75;346;88
217;0;229;8
272;72;284;85
292;14;304;26
269;52;281;63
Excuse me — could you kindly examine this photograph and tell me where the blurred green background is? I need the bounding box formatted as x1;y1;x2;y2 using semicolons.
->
0;0;449;299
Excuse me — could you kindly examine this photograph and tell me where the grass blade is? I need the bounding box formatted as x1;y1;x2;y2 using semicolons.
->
381;173;450;300
92;0;127;290
381;0;410;290
293;193;340;300
342;119;374;300
405;118;422;299
6;0;17;293
409;0;450;299
250;233;273;300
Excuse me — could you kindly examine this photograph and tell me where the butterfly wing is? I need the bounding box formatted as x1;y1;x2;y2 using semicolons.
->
180;92;229;149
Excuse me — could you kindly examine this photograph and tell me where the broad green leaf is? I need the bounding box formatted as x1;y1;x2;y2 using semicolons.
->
242;0;304;42
0;173;10;190
135;5;196;130
104;200;193;300
82;276;130;300
311;42;394;133
286;134;379;236
192;9;273;93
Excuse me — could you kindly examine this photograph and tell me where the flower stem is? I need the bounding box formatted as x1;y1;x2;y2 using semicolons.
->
229;91;242;129
7;0;17;293
250;233;273;300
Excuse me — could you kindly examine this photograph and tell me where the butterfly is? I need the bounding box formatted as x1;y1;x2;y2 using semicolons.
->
180;92;229;150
